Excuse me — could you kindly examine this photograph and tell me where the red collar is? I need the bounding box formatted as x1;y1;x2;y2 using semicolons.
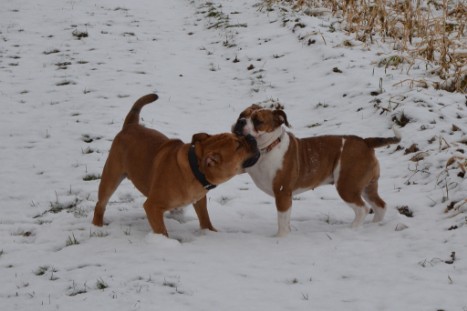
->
261;137;281;154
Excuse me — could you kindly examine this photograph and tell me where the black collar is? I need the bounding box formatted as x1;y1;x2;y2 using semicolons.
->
188;145;216;190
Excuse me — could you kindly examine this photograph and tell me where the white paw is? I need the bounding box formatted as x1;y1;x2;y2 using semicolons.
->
274;227;291;237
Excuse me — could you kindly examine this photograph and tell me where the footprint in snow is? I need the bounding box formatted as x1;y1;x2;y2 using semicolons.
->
144;233;181;247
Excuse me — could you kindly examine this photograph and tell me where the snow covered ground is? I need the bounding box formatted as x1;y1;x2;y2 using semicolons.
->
1;0;466;310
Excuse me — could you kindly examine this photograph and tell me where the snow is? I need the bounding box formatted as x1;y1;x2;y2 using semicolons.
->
1;0;466;310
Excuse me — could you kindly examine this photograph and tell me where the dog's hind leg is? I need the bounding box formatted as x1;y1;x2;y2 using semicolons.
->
336;182;369;228
363;179;387;223
347;202;370;228
92;157;125;227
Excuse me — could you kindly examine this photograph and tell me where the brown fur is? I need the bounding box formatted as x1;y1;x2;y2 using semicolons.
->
92;94;257;236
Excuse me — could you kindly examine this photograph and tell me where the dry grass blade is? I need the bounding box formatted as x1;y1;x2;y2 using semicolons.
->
264;0;466;93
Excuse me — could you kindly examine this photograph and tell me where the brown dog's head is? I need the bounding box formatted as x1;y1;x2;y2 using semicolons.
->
191;132;259;185
232;104;290;138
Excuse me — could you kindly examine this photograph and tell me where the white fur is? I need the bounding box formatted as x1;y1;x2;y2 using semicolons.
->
246;128;289;196
362;191;387;223
276;209;291;237
371;205;386;223
332;138;345;185
256;126;283;150
348;203;370;228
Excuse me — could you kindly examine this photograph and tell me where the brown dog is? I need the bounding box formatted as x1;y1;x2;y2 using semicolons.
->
233;105;400;236
92;94;258;236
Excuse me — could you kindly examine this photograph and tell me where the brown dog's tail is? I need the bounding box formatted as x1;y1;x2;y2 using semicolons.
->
364;127;401;149
123;93;159;128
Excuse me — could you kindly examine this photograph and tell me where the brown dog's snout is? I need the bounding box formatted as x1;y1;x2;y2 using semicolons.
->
243;134;257;151
241;134;260;168
233;118;247;136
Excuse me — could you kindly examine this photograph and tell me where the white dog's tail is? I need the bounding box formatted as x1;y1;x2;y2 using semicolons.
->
364;126;401;149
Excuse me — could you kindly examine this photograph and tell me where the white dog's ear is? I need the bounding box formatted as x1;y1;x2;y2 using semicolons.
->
273;110;290;127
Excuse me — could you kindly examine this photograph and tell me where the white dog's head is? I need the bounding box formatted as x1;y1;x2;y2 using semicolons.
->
232;104;290;138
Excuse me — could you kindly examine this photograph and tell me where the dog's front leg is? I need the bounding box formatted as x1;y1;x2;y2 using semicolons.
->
274;190;292;237
193;196;217;232
143;200;168;236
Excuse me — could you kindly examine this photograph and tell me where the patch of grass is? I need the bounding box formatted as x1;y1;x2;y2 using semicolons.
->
397;205;413;218
66;233;80;246
209;62;219;71
307;122;321;128
50;271;59;281
162;279;178;288
83;173;101;181
49;197;80;214
378;55;407;70
72;29;88;39
444;199;467;216
205;3;229;29
404;144;420;155
35;219;52;225
82;147;95;154
392;111;411;127
43;49;60;55
96;278;109;290
162;278;186;294
122;225;132;236
35;265;50;276
55;61;72;69
82;134;93;143
90;230;109;238
81;134;102;143
444;251;456;264
35;266;59;280
68;281;87;296
217;196;232;205
56;80;76;86
11;229;34;237
287;278;300;284
265;0;466;93
332;67;343;73
315;102;329;109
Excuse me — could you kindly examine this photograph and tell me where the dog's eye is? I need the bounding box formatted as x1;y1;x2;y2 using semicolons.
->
253;119;263;127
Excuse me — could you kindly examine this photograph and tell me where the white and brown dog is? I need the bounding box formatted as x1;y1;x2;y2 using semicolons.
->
233;104;400;236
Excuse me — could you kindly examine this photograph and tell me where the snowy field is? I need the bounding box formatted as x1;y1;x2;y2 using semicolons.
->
1;0;466;310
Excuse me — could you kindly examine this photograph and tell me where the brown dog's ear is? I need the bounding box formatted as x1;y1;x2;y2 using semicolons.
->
191;133;211;145
205;153;220;167
273;110;290;127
